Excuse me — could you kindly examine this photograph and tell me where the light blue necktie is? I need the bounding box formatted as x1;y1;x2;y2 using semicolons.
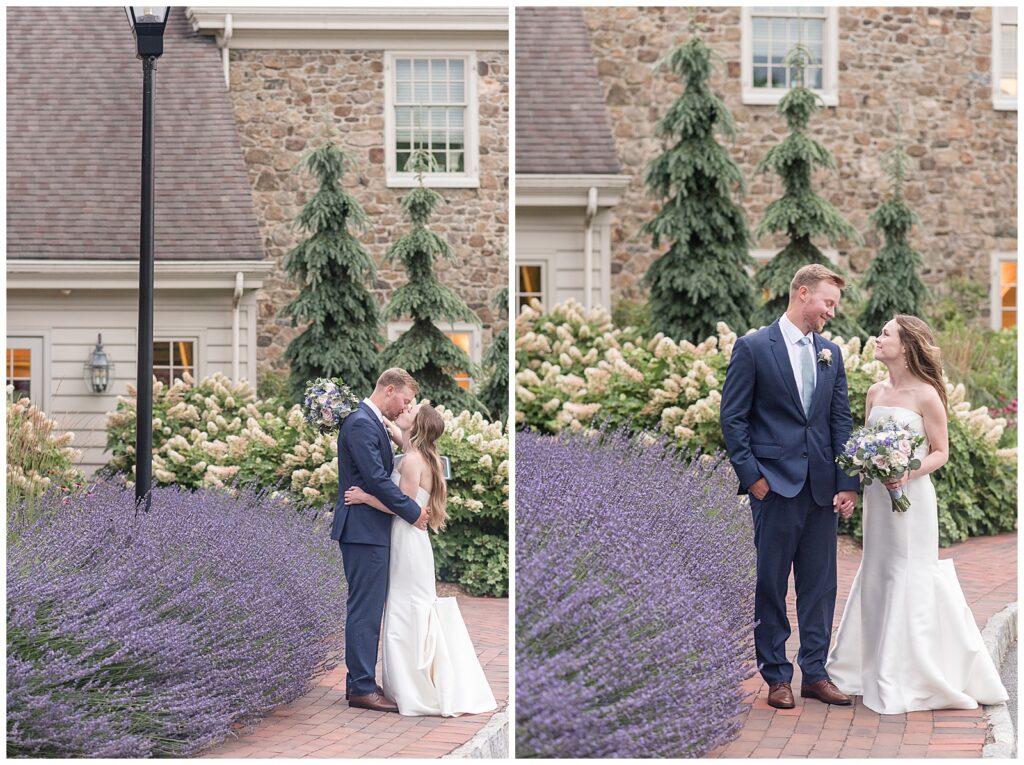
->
798;336;815;417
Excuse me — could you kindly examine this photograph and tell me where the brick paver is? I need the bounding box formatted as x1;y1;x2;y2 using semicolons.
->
201;596;508;759
709;532;1017;759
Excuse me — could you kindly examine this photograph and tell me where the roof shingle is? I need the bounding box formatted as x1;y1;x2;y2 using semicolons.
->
516;7;620;176
7;6;264;261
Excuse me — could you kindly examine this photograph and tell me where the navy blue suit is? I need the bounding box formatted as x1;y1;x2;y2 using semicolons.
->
332;402;423;697
720;320;859;686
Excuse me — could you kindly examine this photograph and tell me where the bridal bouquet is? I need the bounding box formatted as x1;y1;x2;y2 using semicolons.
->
836;417;925;512
302;378;360;434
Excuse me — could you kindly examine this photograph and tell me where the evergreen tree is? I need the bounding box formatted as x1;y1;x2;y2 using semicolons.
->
753;45;864;339
478;286;509;423
280;129;383;401
641;32;758;344
859;138;928;332
379;149;486;414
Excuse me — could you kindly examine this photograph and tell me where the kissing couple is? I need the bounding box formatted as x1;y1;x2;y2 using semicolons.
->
721;264;1007;714
329;367;497;716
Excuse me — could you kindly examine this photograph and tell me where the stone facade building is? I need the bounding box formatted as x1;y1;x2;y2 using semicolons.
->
190;7;510;371
516;6;1017;329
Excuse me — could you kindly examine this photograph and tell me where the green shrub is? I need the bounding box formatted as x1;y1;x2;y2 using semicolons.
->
105;373;509;595
518;300;1016;547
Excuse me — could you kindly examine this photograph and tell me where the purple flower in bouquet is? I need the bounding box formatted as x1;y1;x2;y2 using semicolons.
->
836;416;925;512
516;427;756;758
303;378;360;434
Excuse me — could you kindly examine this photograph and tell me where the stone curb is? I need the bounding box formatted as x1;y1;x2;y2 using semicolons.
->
982;602;1017;759
444;708;509;759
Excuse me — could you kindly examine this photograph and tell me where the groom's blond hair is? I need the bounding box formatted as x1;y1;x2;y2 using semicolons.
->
789;264;846;299
376;367;419;393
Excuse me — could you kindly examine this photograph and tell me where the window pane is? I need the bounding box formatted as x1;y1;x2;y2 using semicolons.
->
153;341;171;367
395;58;411;80
174;341;193;367
453;373;471;391
154;368;172;387
444;331;472;355
396;80;412;102
1001;26;1017;75
771;18;786;38
11;348;31;379
10;380;30;401
809;67;823;90
752;17;770;39
754;66;769;87
771;67;786;87
519;265;542;293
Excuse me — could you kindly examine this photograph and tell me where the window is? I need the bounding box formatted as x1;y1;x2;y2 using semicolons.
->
153;340;195;386
742;7;839;107
518;263;546;312
6;337;43;404
386;322;481;390
993;7;1017;111
992;253;1017;329
385;52;479;188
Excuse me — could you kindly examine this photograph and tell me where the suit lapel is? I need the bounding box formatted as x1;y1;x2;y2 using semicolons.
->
808;335;834;418
359;402;394;472
768;321;806;419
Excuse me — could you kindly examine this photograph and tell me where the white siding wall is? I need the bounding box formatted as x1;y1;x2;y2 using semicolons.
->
517;208;611;309
7;288;259;477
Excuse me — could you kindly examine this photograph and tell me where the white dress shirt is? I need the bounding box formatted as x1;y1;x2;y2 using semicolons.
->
778;313;818;400
362;397;385;424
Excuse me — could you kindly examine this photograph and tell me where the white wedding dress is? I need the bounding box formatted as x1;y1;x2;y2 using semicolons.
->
381;470;497;717
826;406;1008;714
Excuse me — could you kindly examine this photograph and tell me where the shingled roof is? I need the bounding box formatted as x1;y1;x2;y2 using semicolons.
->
7;7;264;261
516;7;620;176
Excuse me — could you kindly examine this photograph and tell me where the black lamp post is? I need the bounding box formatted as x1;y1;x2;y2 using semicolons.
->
126;6;169;512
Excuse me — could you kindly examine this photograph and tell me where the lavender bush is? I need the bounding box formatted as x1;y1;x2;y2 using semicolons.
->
516;428;756;758
7;483;345;758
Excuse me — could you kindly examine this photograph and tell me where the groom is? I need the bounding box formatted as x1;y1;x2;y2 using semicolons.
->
331;367;428;713
721;264;859;710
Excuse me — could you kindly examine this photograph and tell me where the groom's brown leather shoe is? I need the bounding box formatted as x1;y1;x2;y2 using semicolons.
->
348;690;400;713
767;682;796;709
801;679;852;705
346;684;383;701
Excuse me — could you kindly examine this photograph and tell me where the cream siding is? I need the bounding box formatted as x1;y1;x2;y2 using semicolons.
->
7;288;259;477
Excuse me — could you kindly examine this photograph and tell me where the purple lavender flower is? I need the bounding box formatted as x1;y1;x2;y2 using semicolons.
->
515;428;756;758
7;483;346;757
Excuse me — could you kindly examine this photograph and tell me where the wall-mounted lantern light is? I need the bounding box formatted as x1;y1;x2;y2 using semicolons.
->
84;334;114;394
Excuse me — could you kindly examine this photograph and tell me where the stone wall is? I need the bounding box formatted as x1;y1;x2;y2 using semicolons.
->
582;6;1017;319
227;48;509;372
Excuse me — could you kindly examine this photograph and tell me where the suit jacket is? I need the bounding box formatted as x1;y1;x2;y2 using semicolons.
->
720;320;860;507
330;402;423;544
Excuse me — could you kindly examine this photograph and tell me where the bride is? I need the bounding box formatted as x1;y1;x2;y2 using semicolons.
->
344;402;497;717
826;315;1008;714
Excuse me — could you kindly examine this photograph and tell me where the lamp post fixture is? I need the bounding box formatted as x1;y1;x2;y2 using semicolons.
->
84;335;115;394
126;6;169;512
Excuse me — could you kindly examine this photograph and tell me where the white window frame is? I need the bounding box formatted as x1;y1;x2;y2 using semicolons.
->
741;7;839;107
386;321;481;387
6;335;47;410
384;51;480;189
152;335;202;385
516;259;551;313
992;7;1018;112
990;252;1018;329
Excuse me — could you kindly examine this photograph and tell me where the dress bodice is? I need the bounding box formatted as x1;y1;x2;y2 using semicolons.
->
867;405;929;458
390;469;430;509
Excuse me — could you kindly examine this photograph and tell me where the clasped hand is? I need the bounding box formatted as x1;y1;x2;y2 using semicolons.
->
344;485;430;530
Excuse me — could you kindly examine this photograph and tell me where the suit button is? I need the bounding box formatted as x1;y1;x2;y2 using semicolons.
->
801;453;807;458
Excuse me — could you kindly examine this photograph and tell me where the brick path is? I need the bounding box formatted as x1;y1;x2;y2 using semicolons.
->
202;596;508;759
710;532;1017;759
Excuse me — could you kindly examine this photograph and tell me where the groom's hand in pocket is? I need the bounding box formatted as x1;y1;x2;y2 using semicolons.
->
749;477;770;501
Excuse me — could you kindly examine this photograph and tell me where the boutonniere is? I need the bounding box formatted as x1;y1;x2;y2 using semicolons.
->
818;349;833;367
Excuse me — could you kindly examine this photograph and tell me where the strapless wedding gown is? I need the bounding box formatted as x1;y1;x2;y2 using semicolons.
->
826;406;1007;714
381;471;497;717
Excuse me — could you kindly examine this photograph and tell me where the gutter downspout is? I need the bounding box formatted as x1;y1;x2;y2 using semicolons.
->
232;271;244;382
584;186;598;310
217;14;233;88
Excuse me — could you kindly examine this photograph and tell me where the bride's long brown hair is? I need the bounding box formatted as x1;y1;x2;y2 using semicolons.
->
894;314;948;411
409;405;447;532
